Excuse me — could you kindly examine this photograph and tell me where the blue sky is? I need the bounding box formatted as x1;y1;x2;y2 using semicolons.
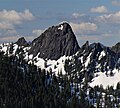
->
0;0;120;46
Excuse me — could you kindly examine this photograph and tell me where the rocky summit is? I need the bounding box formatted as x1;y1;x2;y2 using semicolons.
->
29;22;80;60
111;42;120;54
15;37;28;46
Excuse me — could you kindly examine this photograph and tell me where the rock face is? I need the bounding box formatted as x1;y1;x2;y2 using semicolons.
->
77;42;119;71
29;22;80;60
15;37;28;46
111;42;120;54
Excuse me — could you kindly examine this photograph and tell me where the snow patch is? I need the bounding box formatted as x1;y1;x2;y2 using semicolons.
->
29;54;33;60
85;53;92;67
90;69;120;89
98;51;106;60
13;44;18;55
58;25;63;30
32;54;72;75
2;46;8;54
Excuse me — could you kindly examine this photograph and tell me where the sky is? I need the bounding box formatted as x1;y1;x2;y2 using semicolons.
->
0;0;120;47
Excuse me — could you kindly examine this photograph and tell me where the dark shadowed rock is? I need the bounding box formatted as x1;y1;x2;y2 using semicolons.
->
77;41;119;71
111;42;120;54
29;22;80;60
15;37;28;46
81;41;89;52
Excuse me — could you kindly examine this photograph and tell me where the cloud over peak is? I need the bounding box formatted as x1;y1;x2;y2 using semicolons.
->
0;9;35;24
97;11;120;23
91;6;108;13
0;9;35;36
20;9;35;21
0;22;14;30
72;13;85;18
70;22;97;34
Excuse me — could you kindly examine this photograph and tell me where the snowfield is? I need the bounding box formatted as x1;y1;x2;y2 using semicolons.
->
90;69;120;89
32;55;72;75
0;43;72;76
0;42;120;89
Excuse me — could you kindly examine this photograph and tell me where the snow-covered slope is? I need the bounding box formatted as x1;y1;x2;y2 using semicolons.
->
90;69;120;89
0;43;72;76
0;40;120;89
0;23;120;90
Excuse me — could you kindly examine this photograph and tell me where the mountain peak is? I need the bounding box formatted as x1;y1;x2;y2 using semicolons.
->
58;22;72;32
29;22;80;60
111;42;120;54
15;37;28;46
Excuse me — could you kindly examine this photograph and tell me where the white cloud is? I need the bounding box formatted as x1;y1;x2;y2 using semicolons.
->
0;9;35;37
72;13;85;18
0;35;20;43
0;9;35;32
0;10;21;24
0;22;14;30
97;11;120;23
32;29;44;36
70;22;97;34
91;6;108;13
0;9;35;24
19;9;35;21
112;0;120;6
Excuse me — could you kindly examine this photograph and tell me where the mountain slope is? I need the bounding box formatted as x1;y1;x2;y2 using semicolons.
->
0;22;120;89
29;22;80;60
0;22;120;108
111;42;120;54
15;37;28;46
